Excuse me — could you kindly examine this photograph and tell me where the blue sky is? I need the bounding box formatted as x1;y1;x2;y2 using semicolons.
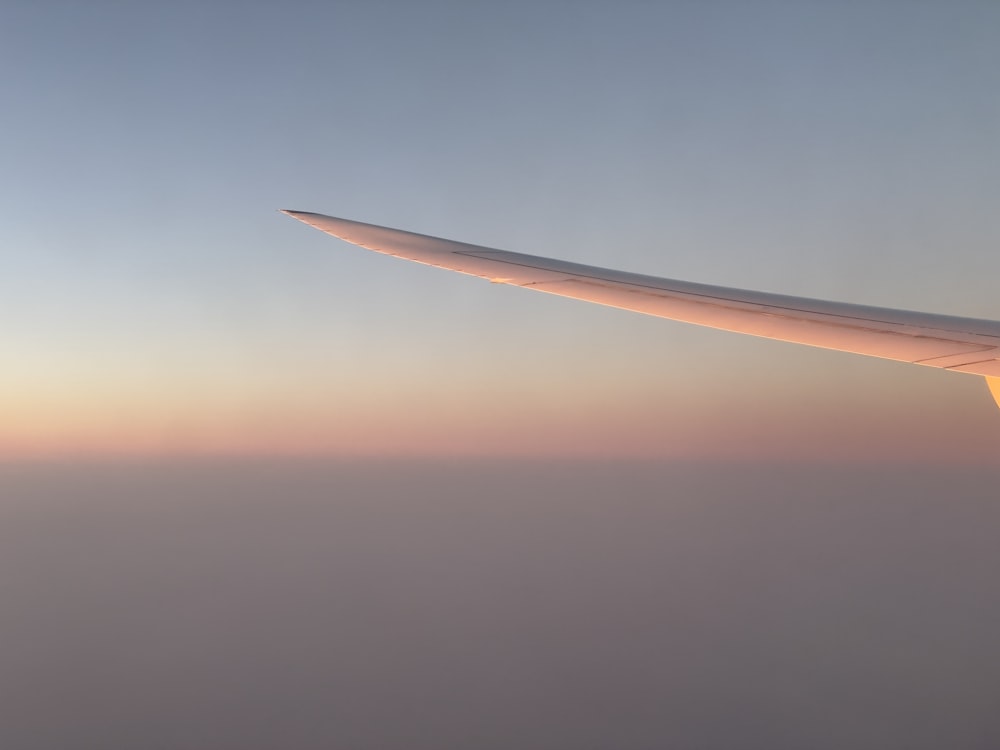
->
3;1;999;460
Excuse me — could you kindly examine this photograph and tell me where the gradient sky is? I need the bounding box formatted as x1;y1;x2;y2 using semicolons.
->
4;6;1000;748
3;1;1000;461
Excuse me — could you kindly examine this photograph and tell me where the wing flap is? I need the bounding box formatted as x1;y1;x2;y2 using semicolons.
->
988;377;1000;407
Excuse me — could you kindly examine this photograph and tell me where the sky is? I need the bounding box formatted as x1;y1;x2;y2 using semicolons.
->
2;3;1000;747
2;0;999;462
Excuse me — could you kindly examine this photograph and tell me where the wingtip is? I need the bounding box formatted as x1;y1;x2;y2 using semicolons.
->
280;209;318;223
278;208;333;223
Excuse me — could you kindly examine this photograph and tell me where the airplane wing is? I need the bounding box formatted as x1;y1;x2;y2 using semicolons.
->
282;210;1000;408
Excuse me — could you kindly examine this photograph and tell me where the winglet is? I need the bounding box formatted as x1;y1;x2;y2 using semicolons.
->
987;377;1000;409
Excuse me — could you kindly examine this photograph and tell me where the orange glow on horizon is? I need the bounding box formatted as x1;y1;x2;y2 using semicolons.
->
3;388;999;466
4;349;999;465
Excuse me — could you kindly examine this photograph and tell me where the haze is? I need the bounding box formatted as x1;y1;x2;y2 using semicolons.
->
3;460;1000;749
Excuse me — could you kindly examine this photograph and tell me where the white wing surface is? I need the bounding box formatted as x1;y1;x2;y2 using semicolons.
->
282;210;1000;408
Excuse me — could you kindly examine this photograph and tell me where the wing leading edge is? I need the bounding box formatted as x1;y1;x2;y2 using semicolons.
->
282;210;1000;408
